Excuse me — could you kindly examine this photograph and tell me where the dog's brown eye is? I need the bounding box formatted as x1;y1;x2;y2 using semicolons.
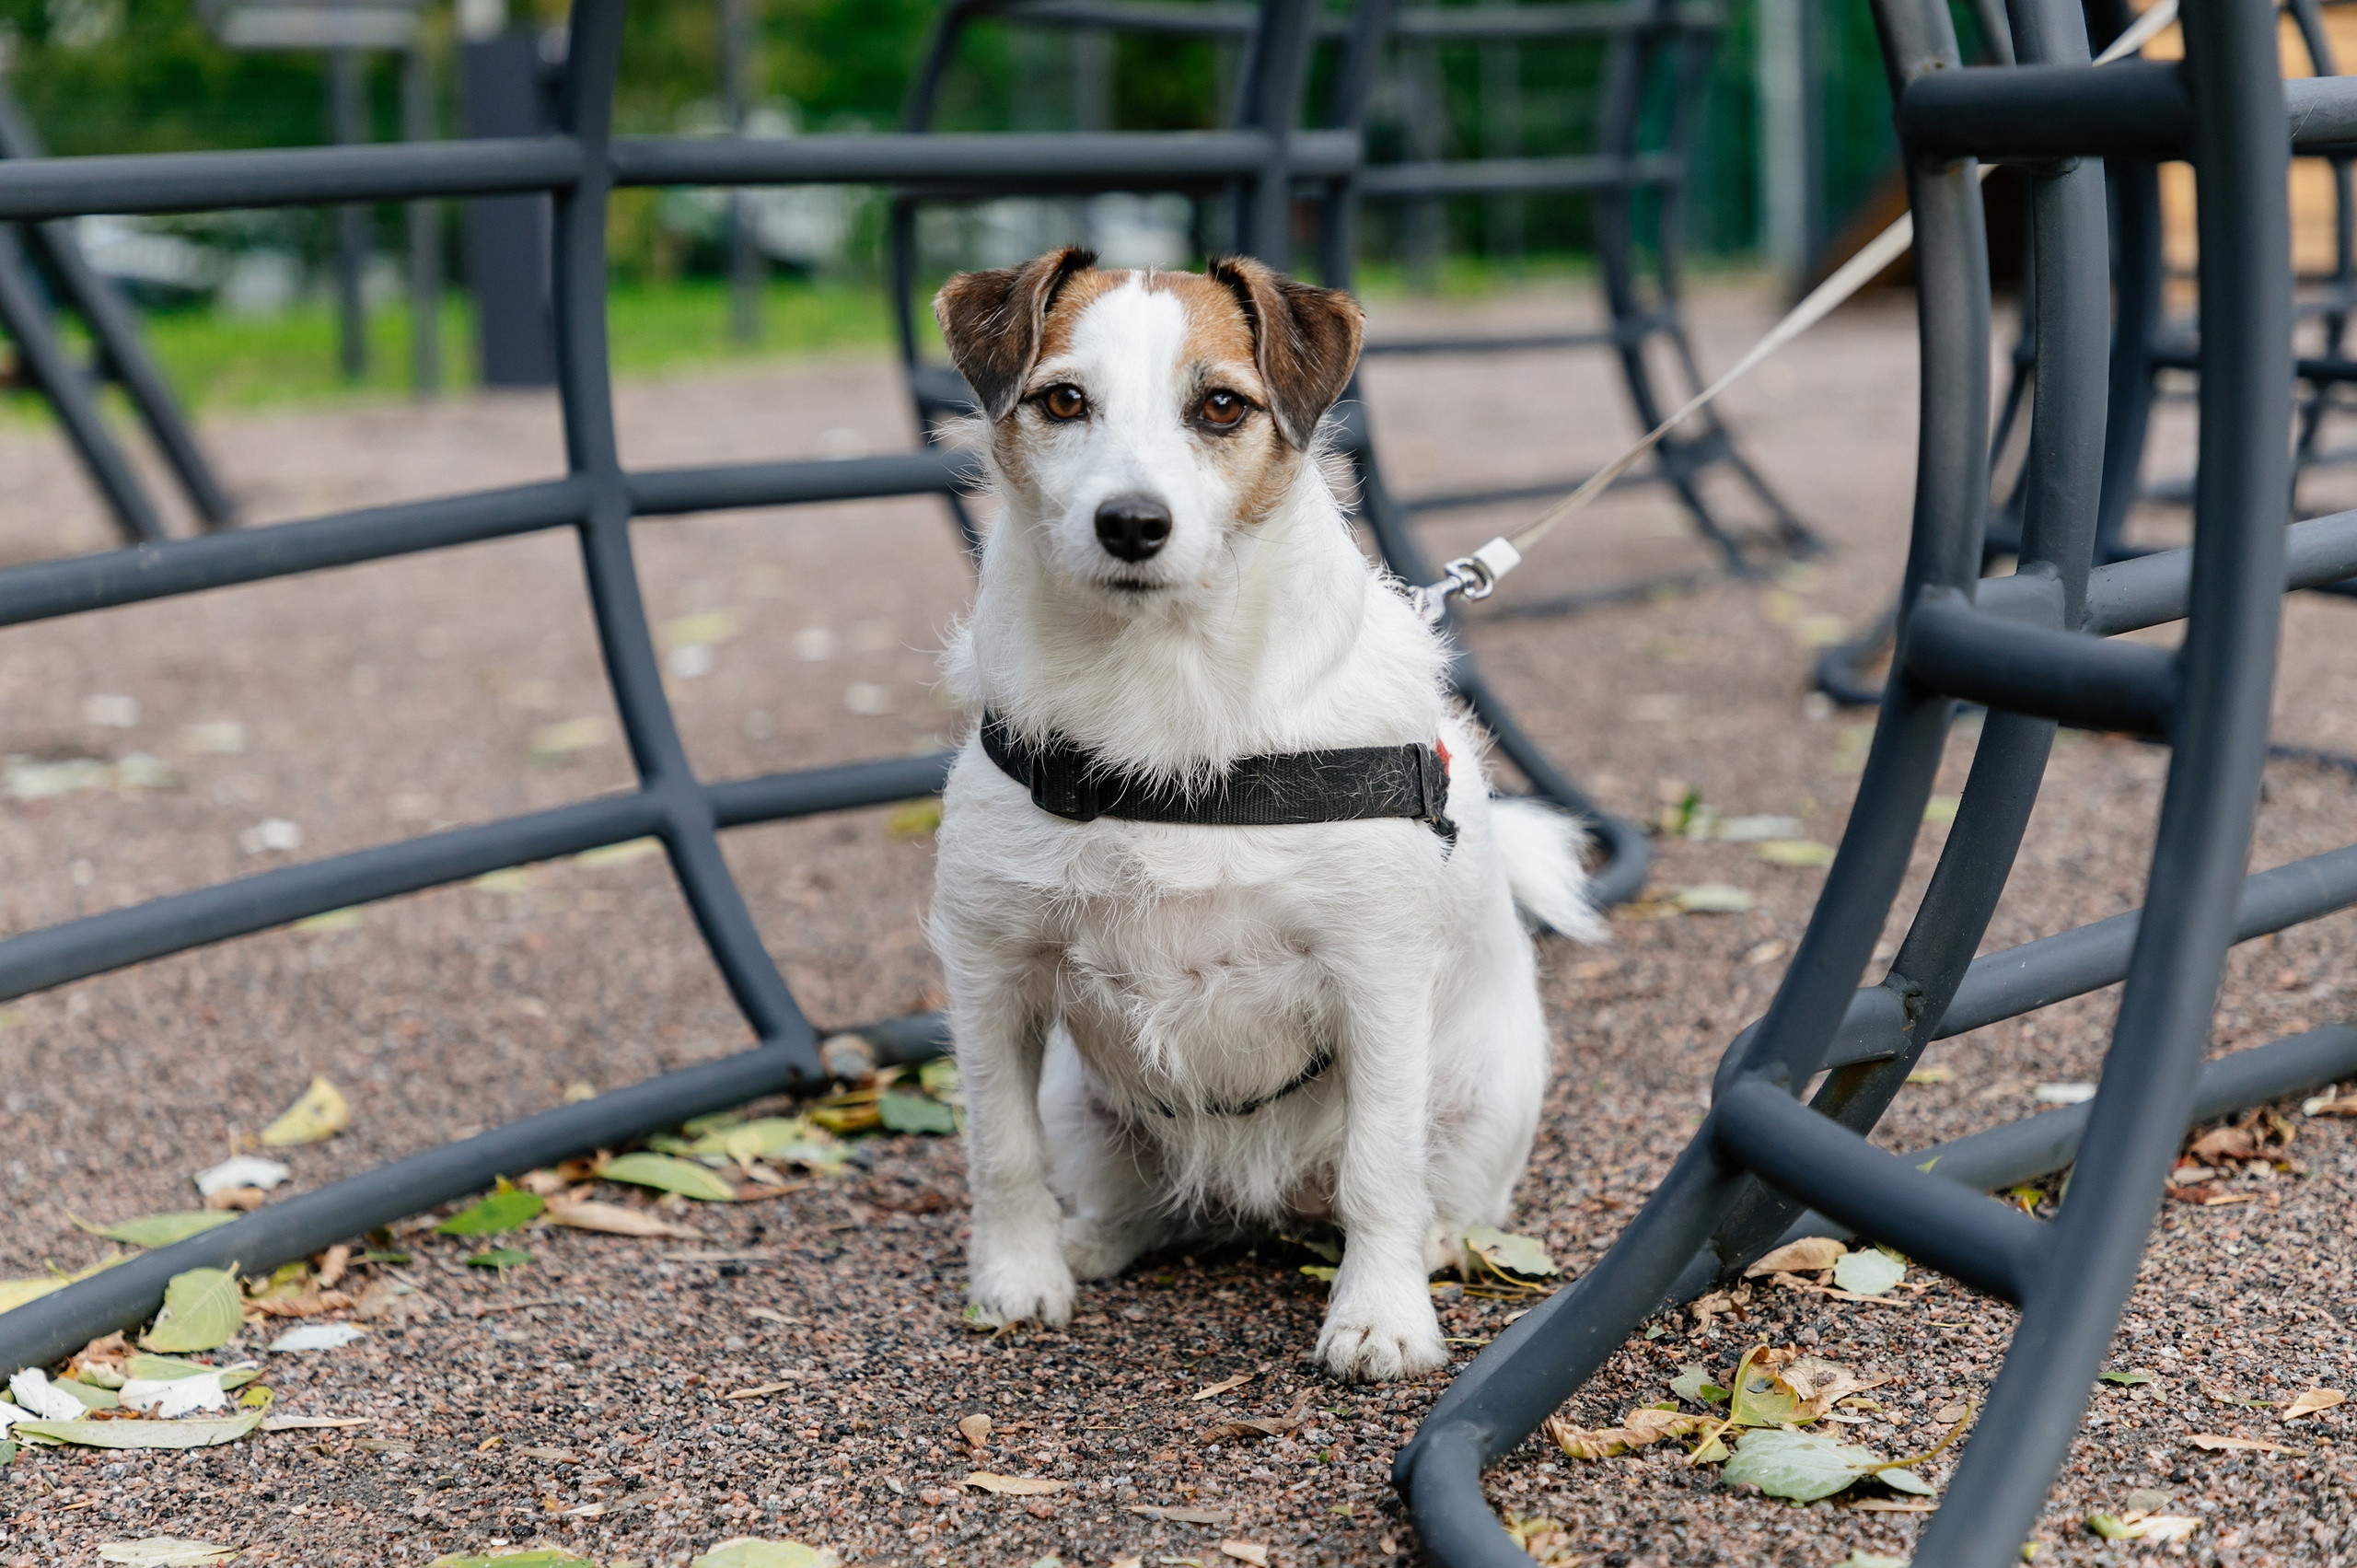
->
1200;389;1246;428
1041;384;1087;422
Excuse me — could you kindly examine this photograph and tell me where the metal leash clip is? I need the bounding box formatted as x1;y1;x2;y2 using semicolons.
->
1409;536;1522;623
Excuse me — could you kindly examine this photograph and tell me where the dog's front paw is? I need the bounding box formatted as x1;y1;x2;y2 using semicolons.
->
969;1229;1078;1327
1315;1298;1449;1382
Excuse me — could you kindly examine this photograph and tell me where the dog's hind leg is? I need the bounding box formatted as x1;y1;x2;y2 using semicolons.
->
1420;930;1550;1275
1041;1033;1178;1280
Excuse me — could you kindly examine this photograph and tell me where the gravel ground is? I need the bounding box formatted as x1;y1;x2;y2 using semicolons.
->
2;280;2356;1567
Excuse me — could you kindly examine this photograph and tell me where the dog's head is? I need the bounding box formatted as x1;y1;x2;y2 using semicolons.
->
935;249;1364;602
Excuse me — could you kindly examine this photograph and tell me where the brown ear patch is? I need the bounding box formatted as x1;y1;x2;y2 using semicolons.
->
933;247;1098;420
1206;255;1365;448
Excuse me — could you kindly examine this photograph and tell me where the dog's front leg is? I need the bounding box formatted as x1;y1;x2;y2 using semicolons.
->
951;958;1077;1327
1318;978;1449;1381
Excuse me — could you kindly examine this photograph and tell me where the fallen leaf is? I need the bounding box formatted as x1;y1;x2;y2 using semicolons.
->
1669;1365;1728;1407
688;1541;841;1568
432;1552;599;1568
1217;1543;1269;1567
267;1324;364;1353
14;1411;263;1449
1200;1390;1315;1445
965;1471;1068;1494
72;1212;240;1249
1744;1237;1845;1278
466;1247;531;1271
1126;1504;1229;1525
192;1158;288;1199
2284;1388;2346;1421
2090;1513;2200;1542
725;1380;796;1401
435;1179;545;1237
878;1090;959;1136
120;1374;227;1417
2033;1083;2096;1105
144;1266;245;1353
1545;1404;1714;1459
259;1077;349;1146
885;799;943;838
1838;1553;1914;1567
573;836;661;868
2305;1094;2357;1116
1833;1249;1907;1297
94;1540;239;1566
2187;1433;2290;1453
1674;883;1756;913
9;1369;88;1421
1720;1427;1929;1502
1755;839;1836;867
1192;1373;1254;1400
918;1057;963;1104
542;1197;701;1239
528;716;612;764
958;1412;993;1449
259;1416;369;1432
2100;1370;2155;1387
598;1152;739;1202
1906;1066;1955;1085
1463;1227;1559;1281
1782;1356;1891;1420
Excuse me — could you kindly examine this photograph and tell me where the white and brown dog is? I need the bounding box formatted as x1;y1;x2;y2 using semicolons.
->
925;248;1598;1381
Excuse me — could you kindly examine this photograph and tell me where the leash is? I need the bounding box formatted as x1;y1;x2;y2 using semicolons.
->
1406;0;2183;623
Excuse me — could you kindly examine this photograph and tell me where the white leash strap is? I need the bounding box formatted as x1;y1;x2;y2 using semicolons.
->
1407;0;2182;622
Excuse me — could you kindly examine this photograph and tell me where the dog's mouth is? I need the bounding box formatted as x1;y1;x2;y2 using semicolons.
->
1101;575;1165;594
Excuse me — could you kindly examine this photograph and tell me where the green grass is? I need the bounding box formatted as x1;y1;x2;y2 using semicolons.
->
3;275;900;424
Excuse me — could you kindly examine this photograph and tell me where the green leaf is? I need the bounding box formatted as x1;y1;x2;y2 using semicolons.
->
73;1211;242;1249
691;1539;841;1568
878;1090;959;1136
917;1057;963;1105
429;1552;598;1568
125;1355;257;1389
0;1440;15;1467
1833;1248;1908;1296
1670;1365;1729;1407
13;1411;262;1450
1299;1264;1338;1283
1876;1464;1937;1496
143;1265;244;1353
52;1379;118;1410
1720;1427;1891;1502
2087;1514;2134;1541
466;1247;531;1271
1462;1226;1560;1280
599;1152;738;1202
1728;1357;1804;1428
2100;1369;2155;1387
435;1178;545;1237
94;1539;241;1565
0;1276;65;1313
1839;1554;1912;1568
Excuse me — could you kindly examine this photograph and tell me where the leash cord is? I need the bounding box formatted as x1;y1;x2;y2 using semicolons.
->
1406;0;2183;623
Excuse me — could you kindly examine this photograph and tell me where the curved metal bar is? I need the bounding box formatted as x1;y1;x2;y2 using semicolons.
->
1405;0;2301;1557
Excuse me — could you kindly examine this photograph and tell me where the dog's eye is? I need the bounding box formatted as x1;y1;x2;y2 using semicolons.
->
1040;384;1087;422
1200;389;1247;429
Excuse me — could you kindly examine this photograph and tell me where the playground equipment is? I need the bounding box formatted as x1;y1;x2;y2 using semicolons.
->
0;0;1647;1376
1396;0;2357;1562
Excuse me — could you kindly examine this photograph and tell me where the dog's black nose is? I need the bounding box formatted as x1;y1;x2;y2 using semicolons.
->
1094;494;1172;562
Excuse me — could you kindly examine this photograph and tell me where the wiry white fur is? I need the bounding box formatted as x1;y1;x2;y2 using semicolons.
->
929;273;1599;1380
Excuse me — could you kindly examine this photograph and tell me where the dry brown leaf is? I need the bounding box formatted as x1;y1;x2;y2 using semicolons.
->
1743;1237;1846;1278
964;1471;1066;1495
1218;1542;1270;1567
203;1187;266;1213
312;1245;350;1291
2284;1388;2347;1422
1199;1390;1314;1446
543;1197;702;1239
2306;1096;2357;1117
1847;1498;1938;1514
2187;1433;2291;1453
1543;1404;1713;1459
2165;1184;2257;1207
958;1413;992;1451
1782;1357;1892;1419
1688;1283;1753;1334
1127;1504;1229;1525
725;1380;796;1402
1192;1372;1254;1400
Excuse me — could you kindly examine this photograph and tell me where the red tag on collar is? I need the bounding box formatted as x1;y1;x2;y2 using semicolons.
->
1435;738;1452;768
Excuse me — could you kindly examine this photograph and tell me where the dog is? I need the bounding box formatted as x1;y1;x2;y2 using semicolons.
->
924;248;1599;1381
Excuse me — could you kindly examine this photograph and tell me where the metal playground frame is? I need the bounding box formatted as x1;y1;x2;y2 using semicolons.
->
0;0;1657;1378
1399;0;2357;1561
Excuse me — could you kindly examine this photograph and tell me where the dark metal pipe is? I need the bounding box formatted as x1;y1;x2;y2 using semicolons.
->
1903;587;2178;736
0;136;586;220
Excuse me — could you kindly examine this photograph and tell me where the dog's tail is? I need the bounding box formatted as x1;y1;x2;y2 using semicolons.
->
1492;797;1608;942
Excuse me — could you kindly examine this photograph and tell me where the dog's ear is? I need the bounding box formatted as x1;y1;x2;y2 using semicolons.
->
1207;255;1365;449
934;247;1098;422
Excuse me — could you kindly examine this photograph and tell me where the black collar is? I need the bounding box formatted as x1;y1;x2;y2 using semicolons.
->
977;711;1457;844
